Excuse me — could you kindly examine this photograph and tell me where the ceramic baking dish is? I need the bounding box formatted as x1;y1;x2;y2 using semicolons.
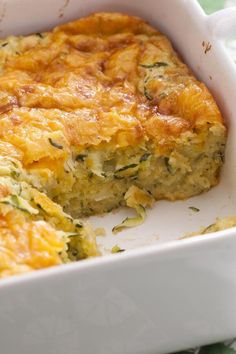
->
1;0;236;353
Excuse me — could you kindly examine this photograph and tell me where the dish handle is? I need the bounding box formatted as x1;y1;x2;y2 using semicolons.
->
207;7;236;39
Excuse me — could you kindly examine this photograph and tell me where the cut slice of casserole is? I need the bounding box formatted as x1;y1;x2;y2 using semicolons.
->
0;12;226;278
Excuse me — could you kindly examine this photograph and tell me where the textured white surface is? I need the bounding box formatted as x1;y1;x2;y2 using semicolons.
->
225;0;236;61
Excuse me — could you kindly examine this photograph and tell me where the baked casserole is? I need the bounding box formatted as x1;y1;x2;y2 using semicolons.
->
0;12;226;278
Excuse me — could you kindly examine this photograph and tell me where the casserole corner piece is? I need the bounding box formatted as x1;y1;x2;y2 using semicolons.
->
0;12;226;278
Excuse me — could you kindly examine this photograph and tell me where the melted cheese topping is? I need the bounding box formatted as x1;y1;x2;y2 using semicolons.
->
0;209;64;278
0;12;224;168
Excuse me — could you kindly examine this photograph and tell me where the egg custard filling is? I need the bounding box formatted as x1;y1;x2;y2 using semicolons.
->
0;13;226;278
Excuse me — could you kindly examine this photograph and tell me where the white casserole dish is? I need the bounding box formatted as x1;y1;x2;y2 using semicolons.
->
1;0;236;353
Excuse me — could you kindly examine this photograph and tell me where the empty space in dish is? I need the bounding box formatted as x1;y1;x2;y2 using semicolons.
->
93;176;235;253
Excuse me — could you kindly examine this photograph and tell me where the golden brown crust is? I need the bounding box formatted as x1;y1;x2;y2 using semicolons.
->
55;12;158;36
0;210;64;278
0;12;224;167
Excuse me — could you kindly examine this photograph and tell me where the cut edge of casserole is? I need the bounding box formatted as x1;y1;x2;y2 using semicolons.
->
0;12;226;278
